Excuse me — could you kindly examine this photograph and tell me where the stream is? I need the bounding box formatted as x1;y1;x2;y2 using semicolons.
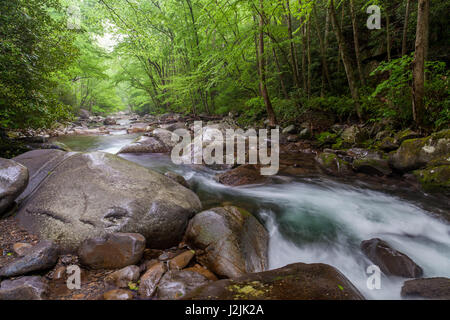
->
52;133;450;300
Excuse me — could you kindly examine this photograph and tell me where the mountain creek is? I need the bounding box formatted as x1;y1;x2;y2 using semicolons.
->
0;113;449;300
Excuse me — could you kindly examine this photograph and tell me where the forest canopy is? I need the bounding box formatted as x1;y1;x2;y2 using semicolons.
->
0;0;448;131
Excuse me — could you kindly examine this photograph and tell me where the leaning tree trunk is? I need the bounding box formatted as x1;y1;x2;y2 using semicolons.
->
285;0;301;89
329;0;362;121
258;0;277;126
412;0;430;129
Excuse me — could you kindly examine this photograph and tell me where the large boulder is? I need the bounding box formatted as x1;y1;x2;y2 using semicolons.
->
184;263;364;300
79;233;146;269
315;152;353;176
184;206;268;278
389;129;450;172
349;149;392;176
0;158;29;215
360;238;423;278
156;270;211;300
0;276;48;300
15;151;202;250
341;125;368;146
13;149;75;203
412;160;450;195
0;240;59;278
401;277;450;300
118;136;171;154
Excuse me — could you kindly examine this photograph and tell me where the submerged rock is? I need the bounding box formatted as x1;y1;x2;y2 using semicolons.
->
184;263;364;300
401;277;450;300
184;206;268;278
79;233;146;270
0;276;48;300
0;240;59;277
0;158;29;215
360;238;423;278
15;151;202;250
156;270;211;300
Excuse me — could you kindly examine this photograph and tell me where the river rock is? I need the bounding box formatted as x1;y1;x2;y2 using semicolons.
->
15;151;202;250
165;172;190;189
0;276;48;300
341;125;368;146
401;277;450;300
184;264;218;281
394;129;422;144
118;136;170;154
216;165;267;186
156;270;211;300
138;262;166;298
0;158;29;215
105;265;141;288
13;149;74;203
379;136;399;152
360;238;423;278
104;117;117;126
103;289;134;300
79;233;145;269
184;263;364;300
0;240;59;277
389;129;450;172
79;109;91;120
350;149;392;176
315;152;353;176
127;123;149;134
151;128;179;149
12;243;33;256
169;250;195;270
184;206;268;278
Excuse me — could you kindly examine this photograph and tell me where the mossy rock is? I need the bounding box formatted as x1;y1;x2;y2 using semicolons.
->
413;165;450;195
316;153;352;176
394;129;422;144
353;157;392;176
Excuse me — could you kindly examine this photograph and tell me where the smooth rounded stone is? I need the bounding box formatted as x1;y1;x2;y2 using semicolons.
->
401;277;450;300
127;123;149;134
160;122;187;132
184;264;218;281
216;165;268;187
105;265;141;288
360;238;423;278
389;129;449;172
165;172;190;189
184;206;268;279
350;150;392;176
15;151;202;250
104;117;117;126
184;263;364;300
156;270;211;300
0;240;59;277
139;262;167;298
13;149;75;204
12;242;33;256
0;158;29;215
118;136;170;154
79;233;146;270
150;128;180;150
169;250;195;270
0;276;48;300
315;153;353;176
103;289;134;300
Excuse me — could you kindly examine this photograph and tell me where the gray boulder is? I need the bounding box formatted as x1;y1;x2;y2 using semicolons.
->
15;151;202;250
118;136;170;154
0;276;48;300
0;158;29;215
184;206;268;278
0;240;59;278
401;277;450;300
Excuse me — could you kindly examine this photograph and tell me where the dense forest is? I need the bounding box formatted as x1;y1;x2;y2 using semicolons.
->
0;0;449;132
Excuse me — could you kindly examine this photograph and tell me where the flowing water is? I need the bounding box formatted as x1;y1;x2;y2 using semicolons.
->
52;133;450;300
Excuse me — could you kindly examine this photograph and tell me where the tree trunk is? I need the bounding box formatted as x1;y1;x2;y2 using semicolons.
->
258;0;277;126
402;0;411;56
412;0;430;128
329;0;362;121
285;0;301;89
312;5;331;92
386;9;391;62
273;47;290;100
349;0;366;86
307;19;311;97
